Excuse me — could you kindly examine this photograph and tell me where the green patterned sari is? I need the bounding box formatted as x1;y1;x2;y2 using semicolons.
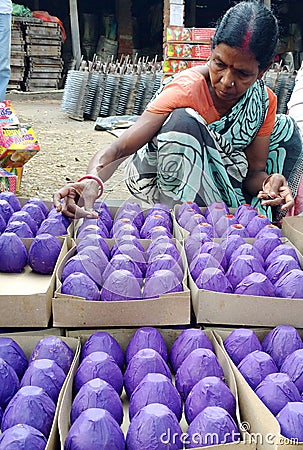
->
125;79;303;221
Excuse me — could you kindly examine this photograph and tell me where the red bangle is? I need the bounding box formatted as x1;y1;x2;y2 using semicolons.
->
77;175;104;198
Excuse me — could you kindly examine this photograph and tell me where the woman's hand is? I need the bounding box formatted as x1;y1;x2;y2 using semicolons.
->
257;173;294;211
53;178;101;219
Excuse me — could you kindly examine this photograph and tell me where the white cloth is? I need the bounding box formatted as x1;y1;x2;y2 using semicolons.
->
0;0;12;14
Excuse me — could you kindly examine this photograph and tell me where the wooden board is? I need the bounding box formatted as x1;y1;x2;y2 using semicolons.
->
26;28;61;39
25;37;62;45
28;72;62;79
11;45;25;52
25;79;60;87
27;45;62;57
29;66;63;73
10;57;25;65
28;57;64;67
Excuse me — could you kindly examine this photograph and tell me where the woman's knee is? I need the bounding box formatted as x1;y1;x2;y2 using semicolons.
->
162;108;205;134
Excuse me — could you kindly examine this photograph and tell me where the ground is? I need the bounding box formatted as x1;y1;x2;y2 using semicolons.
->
6;90;132;205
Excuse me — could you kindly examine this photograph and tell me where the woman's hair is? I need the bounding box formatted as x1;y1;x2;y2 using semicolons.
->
212;0;279;70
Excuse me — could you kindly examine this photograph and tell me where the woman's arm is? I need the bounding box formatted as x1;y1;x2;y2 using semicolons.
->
243;135;270;195
87;110;169;180
243;135;294;210
53;110;169;218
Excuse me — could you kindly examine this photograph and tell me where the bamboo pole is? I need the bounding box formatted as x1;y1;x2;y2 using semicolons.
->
69;0;82;70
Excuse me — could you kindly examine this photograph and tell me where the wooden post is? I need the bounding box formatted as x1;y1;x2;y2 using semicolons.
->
69;0;82;69
187;0;196;27
116;0;133;57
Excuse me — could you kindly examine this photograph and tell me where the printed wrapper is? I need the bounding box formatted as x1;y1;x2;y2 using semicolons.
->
0;100;19;128
165;43;211;59
166;26;216;43
4;167;23;192
163;59;205;73
0;167;17;193
0;126;40;168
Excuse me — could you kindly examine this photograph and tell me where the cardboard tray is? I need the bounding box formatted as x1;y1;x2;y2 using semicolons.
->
282;216;303;255
0;167;17;193
164;43;212;60
0;100;20;128
166;26;216;44
173;204;247;241
1;334;80;450
0;236;68;328
0;327;65;336
70;200;175;241
17;196;73;240
52;239;191;328
163;59;205;73
61;327;255;450
188;237;303;328
214;328;303;450
0;125;40;168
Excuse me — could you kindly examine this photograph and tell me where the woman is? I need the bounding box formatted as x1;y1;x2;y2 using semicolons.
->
54;0;303;222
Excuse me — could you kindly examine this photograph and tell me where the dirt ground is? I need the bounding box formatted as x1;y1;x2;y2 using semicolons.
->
6;90;132;205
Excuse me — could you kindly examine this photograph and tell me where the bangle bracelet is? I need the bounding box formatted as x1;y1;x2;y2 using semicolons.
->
262;174;273;192
77;175;104;198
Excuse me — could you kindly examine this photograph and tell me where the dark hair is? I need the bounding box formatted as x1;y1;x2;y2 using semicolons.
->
212;0;279;70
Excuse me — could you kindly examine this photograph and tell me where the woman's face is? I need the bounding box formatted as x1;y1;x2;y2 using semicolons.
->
209;43;265;104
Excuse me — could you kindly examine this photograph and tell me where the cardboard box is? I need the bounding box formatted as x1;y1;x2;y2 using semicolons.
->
61;328;255;450
166;26;216;43
0;125;40;168
173;203;204;240
165;43;212;59
70;199;173;240
214;328;303;450
163;59;205;73
70;201;149;240
173;204;239;241
17;196;73;240
0;167;17;193
0;237;68;328
172;202;282;241
191;267;303;328
0;100;19;128
1;334;80;450
57;338;81;450
189;238;303;328
18;196;53;209
53;239;191;327
0;327;65;336
3;166;22;192
282;216;303;255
